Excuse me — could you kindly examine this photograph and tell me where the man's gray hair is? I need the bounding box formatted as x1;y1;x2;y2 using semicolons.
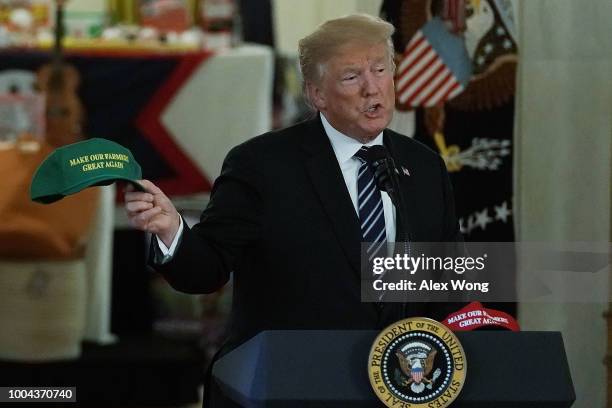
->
298;14;396;88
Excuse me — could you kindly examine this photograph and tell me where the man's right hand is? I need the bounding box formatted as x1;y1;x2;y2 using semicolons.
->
124;179;181;247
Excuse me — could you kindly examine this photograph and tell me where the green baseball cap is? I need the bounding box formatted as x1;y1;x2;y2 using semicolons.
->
31;138;145;204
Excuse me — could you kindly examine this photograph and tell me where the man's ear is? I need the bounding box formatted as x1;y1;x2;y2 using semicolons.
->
306;81;326;111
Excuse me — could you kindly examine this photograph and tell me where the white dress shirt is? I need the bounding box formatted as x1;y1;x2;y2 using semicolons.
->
157;216;183;256
320;113;396;243
157;112;396;256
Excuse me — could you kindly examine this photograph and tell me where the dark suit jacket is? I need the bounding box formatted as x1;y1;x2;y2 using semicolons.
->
150;115;462;406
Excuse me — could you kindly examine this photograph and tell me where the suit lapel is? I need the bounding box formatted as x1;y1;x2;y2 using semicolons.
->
300;117;361;275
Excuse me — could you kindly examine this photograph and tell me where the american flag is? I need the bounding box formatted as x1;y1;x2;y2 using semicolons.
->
396;18;471;108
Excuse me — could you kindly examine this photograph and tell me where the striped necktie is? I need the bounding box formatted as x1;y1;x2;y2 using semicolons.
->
354;146;386;260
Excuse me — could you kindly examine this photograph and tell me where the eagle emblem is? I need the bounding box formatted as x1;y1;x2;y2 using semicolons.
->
387;0;518;112
395;341;442;393
369;318;467;407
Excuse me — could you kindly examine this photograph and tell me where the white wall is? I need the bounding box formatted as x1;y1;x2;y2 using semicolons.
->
272;0;382;56
515;1;612;407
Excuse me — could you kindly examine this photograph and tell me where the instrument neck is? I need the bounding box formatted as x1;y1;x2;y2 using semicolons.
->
52;0;66;67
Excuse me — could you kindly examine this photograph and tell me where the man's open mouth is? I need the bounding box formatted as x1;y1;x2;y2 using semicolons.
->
364;103;382;115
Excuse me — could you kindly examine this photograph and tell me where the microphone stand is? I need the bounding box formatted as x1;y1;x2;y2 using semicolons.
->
386;162;412;317
372;157;412;317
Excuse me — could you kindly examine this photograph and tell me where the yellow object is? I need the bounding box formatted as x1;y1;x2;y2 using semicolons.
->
108;0;138;24
36;36;200;52
434;131;462;172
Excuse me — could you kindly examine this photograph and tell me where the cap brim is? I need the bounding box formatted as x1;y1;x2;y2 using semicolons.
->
31;177;146;204
61;175;146;196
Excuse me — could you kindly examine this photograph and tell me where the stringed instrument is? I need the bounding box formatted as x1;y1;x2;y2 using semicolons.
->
36;0;84;147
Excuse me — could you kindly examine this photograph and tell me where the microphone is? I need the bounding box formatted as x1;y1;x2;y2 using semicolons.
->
366;144;412;242
366;145;400;206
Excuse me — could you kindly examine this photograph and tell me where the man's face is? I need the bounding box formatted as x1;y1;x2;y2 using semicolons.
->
309;41;395;142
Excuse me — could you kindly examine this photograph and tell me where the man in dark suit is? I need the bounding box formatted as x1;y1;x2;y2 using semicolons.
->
125;13;461;407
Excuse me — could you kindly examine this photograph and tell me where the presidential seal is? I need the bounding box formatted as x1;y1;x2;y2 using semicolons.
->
368;318;467;407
